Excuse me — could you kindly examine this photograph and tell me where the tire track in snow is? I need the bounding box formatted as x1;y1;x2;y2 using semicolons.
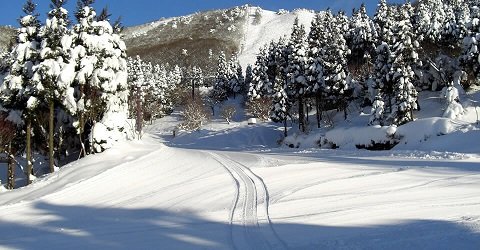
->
271;167;407;203
208;152;287;250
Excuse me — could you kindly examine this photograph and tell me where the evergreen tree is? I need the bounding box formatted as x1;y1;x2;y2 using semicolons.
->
322;12;352;120
232;64;245;97
212;51;229;103
0;0;41;183
72;0;97;156
306;12;327;128
84;8;129;152
248;46;270;100
416;0;446;43
389;3;419;125
270;70;290;137
350;3;377;65
32;0;74;173
286;17;308;132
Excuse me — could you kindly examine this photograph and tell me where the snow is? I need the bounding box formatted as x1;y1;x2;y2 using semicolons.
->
238;7;315;69
2;6;480;248
1;88;480;249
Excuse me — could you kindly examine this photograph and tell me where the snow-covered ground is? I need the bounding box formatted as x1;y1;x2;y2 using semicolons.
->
1;90;480;249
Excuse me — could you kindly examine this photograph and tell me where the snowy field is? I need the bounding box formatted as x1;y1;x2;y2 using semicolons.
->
2;3;480;250
1;104;480;249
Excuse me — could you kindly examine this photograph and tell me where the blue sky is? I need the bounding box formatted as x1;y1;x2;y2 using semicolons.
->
0;0;406;27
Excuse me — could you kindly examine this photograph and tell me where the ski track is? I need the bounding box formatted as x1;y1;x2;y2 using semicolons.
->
208;152;287;250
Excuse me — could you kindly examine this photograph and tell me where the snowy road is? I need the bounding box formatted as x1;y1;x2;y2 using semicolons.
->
0;135;480;249
209;152;287;250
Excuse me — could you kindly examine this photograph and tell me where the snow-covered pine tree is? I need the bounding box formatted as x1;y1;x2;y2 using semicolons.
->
322;12;352;120
128;55;144;139
191;65;203;98
248;46;270;100
350;3;377;66
32;0;75;173
211;51;229;103
233;64;245;97
371;41;392;119
227;54;241;98
369;94;385;125
416;0;446;43
84;7;128;152
370;1;396;124
270;69;290;137
286;17;308;132
153;64;173;116
0;0;41;182
374;0;392;42
461;14;480;85
389;3;419;125
306;12;327;128
442;0;470;44
71;0;98;156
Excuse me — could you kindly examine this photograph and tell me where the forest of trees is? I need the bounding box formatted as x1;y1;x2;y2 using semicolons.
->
1;0;480;189
243;0;479;137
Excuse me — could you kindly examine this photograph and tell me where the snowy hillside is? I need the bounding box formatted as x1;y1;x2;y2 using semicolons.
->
238;7;315;69
123;6;316;69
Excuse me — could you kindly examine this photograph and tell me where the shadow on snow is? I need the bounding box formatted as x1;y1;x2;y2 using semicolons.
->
0;202;478;250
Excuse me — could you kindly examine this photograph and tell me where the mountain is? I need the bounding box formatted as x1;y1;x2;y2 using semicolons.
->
122;6;316;70
1;6;315;69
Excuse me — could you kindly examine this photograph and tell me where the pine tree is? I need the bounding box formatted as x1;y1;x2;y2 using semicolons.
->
227;54;241;98
322;12;352;120
89;14;129;151
212;51;229;103
286;17;308;132
72;0;97;156
270;71;290;137
248;46;270;100
306;12;327;128
389;3;419;125
0;0;41;183
32;0;74;173
416;0;446;43
350;3;377;65
232;64;245;97
461;8;480;84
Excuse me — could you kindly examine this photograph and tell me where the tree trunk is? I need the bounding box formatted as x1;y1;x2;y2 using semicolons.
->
316;96;321;128
49;98;55;173
306;99;309;122
7;143;14;190
79;85;86;158
191;79;195;99
136;86;143;139
283;118;288;137
26;119;33;184
298;97;305;132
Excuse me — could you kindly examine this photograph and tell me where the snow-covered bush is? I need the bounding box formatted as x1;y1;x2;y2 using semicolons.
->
441;84;464;119
178;97;211;131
